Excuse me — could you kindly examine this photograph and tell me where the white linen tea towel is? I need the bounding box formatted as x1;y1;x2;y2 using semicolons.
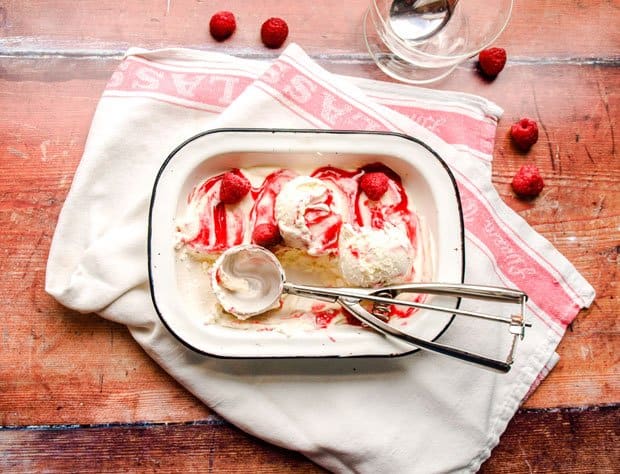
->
46;44;595;473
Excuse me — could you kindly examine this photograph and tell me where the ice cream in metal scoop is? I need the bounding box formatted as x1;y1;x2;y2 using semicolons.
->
212;245;531;373
211;245;285;319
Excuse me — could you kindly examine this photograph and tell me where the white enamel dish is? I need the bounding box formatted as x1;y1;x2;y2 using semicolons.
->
148;129;465;358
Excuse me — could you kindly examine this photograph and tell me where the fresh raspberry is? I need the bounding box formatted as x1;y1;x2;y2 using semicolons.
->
209;11;236;41
260;17;289;48
510;118;539;151
478;47;507;78
219;171;250;204
252;223;282;248
360;172;390;201
511;164;544;198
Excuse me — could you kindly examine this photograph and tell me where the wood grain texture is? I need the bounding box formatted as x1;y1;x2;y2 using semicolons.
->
479;406;620;473
0;0;619;471
0;419;326;473
1;57;618;427
0;1;619;58
0;407;617;473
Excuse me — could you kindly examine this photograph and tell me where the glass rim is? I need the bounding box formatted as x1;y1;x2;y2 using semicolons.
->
369;0;514;62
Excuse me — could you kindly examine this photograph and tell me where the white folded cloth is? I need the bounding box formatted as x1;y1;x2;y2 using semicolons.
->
46;44;594;473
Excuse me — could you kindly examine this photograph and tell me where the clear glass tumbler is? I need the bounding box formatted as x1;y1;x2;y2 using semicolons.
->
363;0;513;84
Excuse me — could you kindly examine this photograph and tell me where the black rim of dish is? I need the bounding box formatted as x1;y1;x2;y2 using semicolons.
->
147;128;465;359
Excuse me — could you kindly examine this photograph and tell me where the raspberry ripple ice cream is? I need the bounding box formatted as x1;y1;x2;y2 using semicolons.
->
338;223;414;287
275;176;344;256
175;163;434;330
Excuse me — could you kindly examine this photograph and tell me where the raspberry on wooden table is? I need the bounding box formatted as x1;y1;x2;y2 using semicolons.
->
261;17;289;48
511;164;544;198
511;118;539;151
478;47;507;78
209;11;236;41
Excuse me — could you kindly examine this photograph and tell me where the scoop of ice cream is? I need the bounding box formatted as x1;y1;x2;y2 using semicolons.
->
338;223;414;287
274;176;343;256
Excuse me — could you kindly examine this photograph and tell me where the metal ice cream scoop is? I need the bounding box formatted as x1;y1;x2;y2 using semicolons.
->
212;245;530;373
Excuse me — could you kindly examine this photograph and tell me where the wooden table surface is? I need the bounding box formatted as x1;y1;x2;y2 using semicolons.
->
1;1;618;472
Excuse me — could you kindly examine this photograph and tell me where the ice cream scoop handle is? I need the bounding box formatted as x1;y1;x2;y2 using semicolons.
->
282;282;368;303
381;283;527;302
283;282;527;326
339;297;511;373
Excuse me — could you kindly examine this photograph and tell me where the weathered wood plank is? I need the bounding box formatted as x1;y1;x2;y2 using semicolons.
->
1;2;617;473
0;407;617;473
0;57;617;428
479;406;620;473
0;420;327;473
0;1;618;58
